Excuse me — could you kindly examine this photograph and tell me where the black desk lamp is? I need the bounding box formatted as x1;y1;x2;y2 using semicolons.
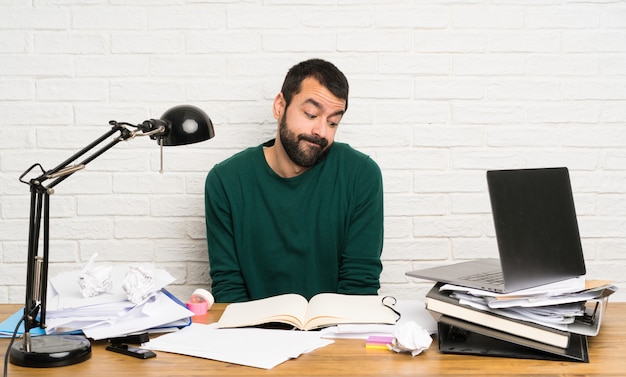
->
8;105;214;368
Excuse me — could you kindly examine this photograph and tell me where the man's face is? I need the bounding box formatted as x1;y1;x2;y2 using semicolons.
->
275;77;346;168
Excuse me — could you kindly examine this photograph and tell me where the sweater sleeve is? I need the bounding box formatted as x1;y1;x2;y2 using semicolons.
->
337;156;384;295
204;168;250;303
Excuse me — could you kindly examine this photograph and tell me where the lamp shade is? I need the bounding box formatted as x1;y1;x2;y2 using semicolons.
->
159;105;215;146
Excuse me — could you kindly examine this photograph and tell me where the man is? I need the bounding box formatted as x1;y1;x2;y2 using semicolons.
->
205;58;384;303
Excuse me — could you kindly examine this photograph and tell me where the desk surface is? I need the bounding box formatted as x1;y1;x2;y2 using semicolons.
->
1;302;625;376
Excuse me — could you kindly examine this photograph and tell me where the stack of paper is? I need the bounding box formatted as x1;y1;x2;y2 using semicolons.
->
0;266;194;341
424;278;617;362
438;279;616;336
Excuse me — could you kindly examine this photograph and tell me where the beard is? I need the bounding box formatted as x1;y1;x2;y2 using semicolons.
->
278;114;330;168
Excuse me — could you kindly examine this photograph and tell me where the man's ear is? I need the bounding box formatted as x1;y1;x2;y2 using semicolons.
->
273;92;285;120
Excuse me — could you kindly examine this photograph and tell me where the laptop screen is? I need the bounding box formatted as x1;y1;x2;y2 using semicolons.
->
487;167;587;291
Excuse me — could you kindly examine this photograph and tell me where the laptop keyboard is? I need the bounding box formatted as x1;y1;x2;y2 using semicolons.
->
462;271;504;285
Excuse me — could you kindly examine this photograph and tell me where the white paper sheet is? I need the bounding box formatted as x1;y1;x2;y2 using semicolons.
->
145;323;334;369
80;290;194;340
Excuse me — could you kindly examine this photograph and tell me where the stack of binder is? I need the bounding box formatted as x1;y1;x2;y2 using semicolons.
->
425;281;617;362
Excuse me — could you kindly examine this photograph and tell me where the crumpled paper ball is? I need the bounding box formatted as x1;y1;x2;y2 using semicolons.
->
78;253;113;298
122;265;155;304
388;321;433;356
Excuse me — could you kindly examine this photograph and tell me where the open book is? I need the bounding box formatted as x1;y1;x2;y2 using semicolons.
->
215;293;398;331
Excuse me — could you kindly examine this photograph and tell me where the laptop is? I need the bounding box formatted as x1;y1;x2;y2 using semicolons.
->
405;167;587;293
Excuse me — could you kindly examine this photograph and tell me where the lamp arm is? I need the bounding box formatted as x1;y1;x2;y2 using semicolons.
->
20;123;135;190
19;121;157;335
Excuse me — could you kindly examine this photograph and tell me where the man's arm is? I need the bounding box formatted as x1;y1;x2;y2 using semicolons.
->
337;157;384;295
205;168;250;303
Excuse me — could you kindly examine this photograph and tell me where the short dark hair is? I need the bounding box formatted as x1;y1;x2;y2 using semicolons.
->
280;58;349;112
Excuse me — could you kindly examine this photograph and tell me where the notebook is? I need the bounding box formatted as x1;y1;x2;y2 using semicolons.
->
405;167;587;293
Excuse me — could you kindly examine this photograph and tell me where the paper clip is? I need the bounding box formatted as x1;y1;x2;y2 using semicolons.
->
581;301;599;325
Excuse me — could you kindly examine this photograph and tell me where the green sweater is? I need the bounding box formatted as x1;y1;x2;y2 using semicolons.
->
204;140;384;303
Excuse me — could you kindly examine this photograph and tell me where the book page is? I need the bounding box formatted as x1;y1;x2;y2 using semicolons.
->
303;294;398;330
216;294;309;329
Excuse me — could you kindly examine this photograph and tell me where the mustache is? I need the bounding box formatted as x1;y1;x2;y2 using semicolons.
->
298;134;328;148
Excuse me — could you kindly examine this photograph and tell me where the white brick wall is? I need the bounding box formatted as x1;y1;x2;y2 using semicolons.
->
1;1;625;304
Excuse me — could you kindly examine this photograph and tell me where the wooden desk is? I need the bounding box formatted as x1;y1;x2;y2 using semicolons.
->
1;303;625;376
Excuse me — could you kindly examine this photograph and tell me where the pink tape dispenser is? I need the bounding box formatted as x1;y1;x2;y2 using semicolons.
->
186;288;214;315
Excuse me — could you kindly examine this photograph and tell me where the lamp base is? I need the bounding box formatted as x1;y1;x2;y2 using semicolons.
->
10;334;92;368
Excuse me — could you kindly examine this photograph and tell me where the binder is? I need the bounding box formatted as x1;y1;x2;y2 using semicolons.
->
425;283;571;348
436;315;589;363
